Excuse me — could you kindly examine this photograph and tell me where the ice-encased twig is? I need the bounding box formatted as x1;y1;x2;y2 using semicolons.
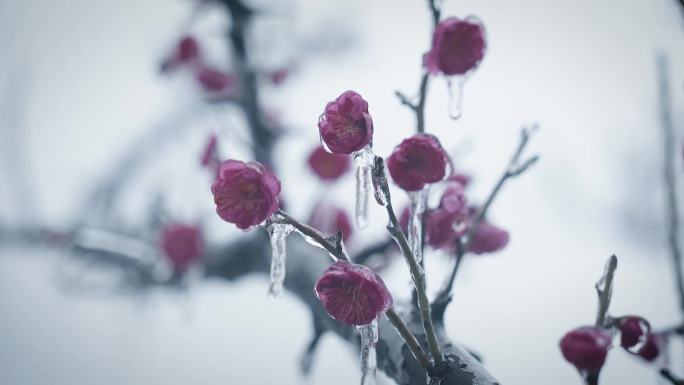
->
408;187;428;264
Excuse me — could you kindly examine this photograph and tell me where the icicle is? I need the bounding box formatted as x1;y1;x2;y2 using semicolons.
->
357;318;379;385
266;221;294;298
408;187;429;264
353;145;375;229
446;76;466;120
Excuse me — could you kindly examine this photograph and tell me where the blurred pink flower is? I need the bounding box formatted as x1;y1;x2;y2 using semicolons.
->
315;261;392;326
195;66;236;93
159;223;204;272
161;35;201;72
211;160;281;230
467;221;509;254
308;203;353;241
200;133;220;172
307;146;351;181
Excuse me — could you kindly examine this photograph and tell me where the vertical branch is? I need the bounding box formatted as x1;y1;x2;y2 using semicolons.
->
222;0;276;167
432;127;538;318
657;53;684;314
594;255;618;328
395;0;441;134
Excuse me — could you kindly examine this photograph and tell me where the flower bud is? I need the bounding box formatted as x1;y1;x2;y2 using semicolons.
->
637;334;662;362
161;35;201;72
559;326;612;373
424;17;486;76
318;91;373;154
315;261;392;326
307;146;351;181
387;134;449;192
618;316;650;350
211;160;281;230
195;66;236;93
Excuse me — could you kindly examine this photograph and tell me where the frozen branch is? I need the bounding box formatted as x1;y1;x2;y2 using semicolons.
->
657;53;684;315
432;126;539;318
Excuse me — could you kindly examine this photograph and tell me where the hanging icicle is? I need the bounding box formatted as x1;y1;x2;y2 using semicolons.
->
266;220;294;298
357;318;379;385
353;145;375;229
408;187;429;264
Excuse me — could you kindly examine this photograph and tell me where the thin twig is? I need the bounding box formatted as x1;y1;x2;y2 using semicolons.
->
275;209;430;369
595;255;618;328
386;308;431;368
432;127;539;313
657;53;684;314
394;0;441;134
276;209;350;262
373;157;445;369
661;368;684;385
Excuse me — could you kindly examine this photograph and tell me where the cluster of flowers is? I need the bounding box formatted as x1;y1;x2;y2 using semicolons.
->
208;86;506;328
560;316;663;377
161;35;290;94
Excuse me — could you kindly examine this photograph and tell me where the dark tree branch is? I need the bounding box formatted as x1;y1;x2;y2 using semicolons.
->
657;53;684;315
1;223;499;385
595;255;618;328
394;0;441;134
661;368;684;385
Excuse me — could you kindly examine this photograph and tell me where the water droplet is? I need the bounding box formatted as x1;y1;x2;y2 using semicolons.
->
266;219;294;298
446;76;466;120
353;145;375;229
408;187;429;263
357;318;379;385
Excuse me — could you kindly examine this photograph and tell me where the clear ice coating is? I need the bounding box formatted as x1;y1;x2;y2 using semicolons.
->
353;145;375;229
623;317;652;354
446;76;466;120
408;187;429;264
266;220;294;298
357;318;379;385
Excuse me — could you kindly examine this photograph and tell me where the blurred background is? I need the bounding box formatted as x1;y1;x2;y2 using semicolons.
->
1;0;684;384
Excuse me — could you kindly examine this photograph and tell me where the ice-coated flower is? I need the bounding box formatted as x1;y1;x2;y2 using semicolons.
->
159;223;204;272
195;65;236;93
387;134;449;192
468;221;509;254
308;203;353;241
161;35;201;72
211;159;281;230
318;90;373;154
424;17;486;76
618;316;650;350
559;326;612;373
314;261;392;326
307;145;351;181
637;334;662;362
